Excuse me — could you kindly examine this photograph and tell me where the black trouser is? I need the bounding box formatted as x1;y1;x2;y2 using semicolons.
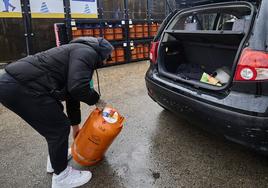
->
0;71;70;174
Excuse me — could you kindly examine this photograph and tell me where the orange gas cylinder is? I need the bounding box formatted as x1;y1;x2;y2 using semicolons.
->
71;107;125;166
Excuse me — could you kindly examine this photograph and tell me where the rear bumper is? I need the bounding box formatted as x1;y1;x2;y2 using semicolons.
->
145;67;268;154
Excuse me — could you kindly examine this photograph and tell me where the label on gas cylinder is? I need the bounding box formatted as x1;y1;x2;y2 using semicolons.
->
102;107;118;124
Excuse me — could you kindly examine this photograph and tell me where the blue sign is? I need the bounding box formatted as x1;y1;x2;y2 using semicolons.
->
40;2;49;13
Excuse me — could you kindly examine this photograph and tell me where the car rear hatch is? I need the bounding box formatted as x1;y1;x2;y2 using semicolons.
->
157;1;256;91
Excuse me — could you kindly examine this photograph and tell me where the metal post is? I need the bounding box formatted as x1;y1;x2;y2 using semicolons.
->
147;0;151;21
123;0;131;63
97;0;103;19
21;0;33;55
165;0;173;15
147;0;151;38
97;0;104;37
63;0;72;42
165;0;168;16
124;0;129;21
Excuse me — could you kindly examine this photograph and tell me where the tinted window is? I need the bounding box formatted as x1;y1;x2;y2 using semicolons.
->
168;6;252;31
170;13;218;30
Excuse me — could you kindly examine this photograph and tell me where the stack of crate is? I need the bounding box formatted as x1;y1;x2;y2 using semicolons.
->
83;28;94;36
107;47;125;64
72;26;100;38
71;22;159;40
104;25;124;41
72;24;124;40
114;26;124;40
93;25;101;37
131;43;150;61
143;43;149;58
136;44;144;59
143;24;149;38
131;47;137;60
71;23;97;38
129;23;150;39
150;23;160;37
116;47;125;62
68;20;159;66
72;29;83;38
107;50;116;64
129;25;136;39
135;24;143;38
104;25;114;40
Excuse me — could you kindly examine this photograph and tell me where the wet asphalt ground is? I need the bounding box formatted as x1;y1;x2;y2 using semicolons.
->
0;61;268;188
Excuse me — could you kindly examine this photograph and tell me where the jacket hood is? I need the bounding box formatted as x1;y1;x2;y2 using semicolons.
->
70;37;114;62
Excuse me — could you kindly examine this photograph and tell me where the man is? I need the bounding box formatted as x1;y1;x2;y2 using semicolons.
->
2;0;16;12
0;37;113;188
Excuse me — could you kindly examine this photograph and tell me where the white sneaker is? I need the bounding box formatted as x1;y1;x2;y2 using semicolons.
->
47;155;54;173
52;166;92;188
47;148;72;173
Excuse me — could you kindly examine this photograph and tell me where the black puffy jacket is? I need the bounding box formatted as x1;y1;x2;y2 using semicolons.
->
5;37;113;125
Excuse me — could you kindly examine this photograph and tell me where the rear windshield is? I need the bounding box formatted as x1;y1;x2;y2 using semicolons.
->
167;4;252;32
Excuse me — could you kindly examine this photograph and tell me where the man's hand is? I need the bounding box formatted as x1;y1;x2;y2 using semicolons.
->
72;125;80;139
95;99;107;110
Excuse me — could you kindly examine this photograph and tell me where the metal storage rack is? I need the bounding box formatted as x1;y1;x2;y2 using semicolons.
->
53;0;163;67
55;18;162;67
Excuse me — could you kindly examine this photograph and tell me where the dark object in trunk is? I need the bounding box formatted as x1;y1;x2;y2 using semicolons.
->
159;31;244;80
176;63;205;80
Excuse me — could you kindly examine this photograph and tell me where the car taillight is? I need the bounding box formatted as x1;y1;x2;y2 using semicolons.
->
234;48;268;81
149;41;159;64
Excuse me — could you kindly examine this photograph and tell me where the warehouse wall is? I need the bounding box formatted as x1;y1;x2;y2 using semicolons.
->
31;19;64;54
0;18;26;62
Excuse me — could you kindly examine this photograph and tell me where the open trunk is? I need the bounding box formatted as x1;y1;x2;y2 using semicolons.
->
158;2;255;90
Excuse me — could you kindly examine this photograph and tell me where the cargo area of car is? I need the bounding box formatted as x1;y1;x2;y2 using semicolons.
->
158;2;254;89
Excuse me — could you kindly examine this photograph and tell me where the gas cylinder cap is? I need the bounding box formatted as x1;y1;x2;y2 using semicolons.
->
102;107;119;124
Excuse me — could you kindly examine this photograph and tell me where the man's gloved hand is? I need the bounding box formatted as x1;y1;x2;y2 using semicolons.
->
95;99;107;110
